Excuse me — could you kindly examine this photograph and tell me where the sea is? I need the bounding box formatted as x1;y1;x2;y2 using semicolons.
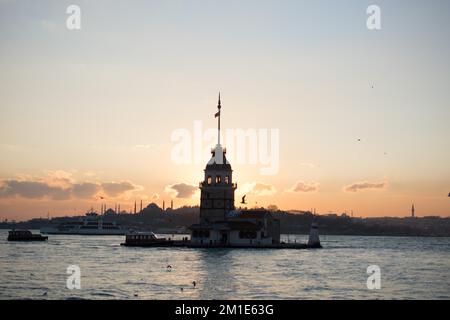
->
0;230;449;300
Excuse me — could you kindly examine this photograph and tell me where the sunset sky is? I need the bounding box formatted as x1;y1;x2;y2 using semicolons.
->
1;0;449;220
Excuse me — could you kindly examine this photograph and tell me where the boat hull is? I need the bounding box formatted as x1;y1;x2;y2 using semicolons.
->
8;236;48;241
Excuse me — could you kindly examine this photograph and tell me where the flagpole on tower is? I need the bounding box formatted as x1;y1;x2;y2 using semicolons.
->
215;92;221;145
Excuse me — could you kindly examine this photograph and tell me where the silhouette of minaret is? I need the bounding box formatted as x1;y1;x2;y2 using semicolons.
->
118;204;121;214
171;199;173;210
411;204;415;218
163;200;165;211
134;201;137;214
140;200;143;213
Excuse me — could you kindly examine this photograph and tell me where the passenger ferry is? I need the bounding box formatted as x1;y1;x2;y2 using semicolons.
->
41;210;129;235
121;232;176;247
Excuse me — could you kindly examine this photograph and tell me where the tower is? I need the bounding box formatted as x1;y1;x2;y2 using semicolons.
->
199;93;237;223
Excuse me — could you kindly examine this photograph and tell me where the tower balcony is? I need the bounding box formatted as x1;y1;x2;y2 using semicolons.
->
199;181;237;189
211;147;227;154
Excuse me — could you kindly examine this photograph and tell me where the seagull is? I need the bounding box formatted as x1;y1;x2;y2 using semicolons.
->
357;139;361;142
241;195;247;205
192;281;196;288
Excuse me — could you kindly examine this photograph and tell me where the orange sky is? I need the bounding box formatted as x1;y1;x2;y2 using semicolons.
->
0;1;449;221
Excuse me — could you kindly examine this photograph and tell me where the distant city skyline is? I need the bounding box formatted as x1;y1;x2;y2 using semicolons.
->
1;0;449;220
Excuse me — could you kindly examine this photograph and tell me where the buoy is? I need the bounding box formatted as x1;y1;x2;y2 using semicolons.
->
308;222;322;248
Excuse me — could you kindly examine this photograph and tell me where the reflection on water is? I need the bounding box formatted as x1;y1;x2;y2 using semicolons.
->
0;230;449;300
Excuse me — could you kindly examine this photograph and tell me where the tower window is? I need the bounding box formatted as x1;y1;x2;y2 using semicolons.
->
216;175;222;184
224;176;229;184
207;176;212;185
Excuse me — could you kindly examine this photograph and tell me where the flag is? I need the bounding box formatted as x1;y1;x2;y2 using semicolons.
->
215;111;220;118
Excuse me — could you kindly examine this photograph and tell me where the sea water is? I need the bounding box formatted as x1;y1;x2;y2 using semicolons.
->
0;230;449;300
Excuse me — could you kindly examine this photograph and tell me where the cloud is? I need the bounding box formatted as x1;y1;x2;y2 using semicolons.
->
240;182;277;197
72;183;101;199
0;173;140;200
288;181;319;193
101;182;137;197
165;183;197;198
344;181;388;193
0;180;71;200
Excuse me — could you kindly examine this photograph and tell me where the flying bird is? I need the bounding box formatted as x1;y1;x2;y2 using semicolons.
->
241;195;247;205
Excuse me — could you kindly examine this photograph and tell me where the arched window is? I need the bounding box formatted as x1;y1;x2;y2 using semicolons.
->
224;176;230;184
207;176;212;185
216;176;222;184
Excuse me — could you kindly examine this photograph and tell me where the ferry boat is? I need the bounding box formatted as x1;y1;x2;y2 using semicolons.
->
8;230;48;241
121;232;175;247
40;211;129;235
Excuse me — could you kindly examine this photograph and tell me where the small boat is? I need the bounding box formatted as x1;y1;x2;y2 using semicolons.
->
121;232;174;247
8;230;48;241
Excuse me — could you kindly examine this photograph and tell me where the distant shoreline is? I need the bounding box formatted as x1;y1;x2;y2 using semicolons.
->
1;205;449;237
